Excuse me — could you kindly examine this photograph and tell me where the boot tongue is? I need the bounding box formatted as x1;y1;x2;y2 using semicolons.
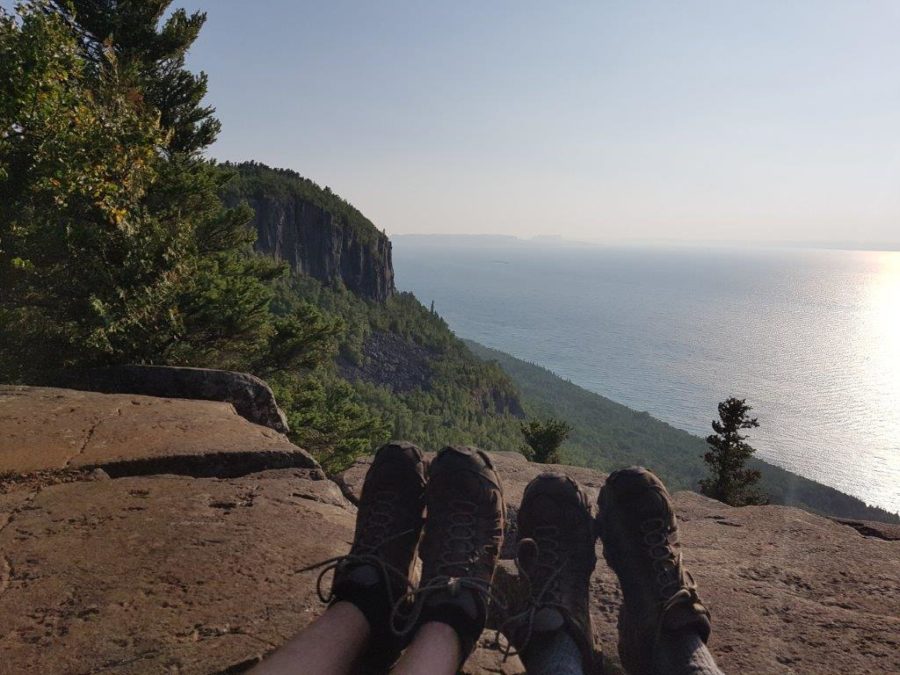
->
516;538;539;572
662;601;710;638
452;582;479;619
427;582;481;621
532;606;565;632
346;563;380;588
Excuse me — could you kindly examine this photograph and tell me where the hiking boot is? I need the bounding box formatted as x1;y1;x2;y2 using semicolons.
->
597;467;711;675
321;441;426;668
398;446;505;664
504;473;598;673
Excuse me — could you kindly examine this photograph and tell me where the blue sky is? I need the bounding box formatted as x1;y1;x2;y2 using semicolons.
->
16;1;900;244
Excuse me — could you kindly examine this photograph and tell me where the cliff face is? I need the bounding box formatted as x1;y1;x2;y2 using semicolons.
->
336;331;527;417
222;162;395;303
247;194;394;302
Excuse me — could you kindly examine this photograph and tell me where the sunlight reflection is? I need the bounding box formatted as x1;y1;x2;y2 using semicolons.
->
867;252;900;408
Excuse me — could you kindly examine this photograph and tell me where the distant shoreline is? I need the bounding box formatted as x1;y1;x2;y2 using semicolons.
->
465;339;900;524
390;233;900;254
395;240;900;516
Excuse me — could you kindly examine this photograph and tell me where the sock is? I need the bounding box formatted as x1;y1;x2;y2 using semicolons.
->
331;565;400;668
521;629;585;675
331;565;391;632
653;630;724;675
416;596;485;662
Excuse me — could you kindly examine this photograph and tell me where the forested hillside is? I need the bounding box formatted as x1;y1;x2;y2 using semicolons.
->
265;271;526;471
218;164;526;471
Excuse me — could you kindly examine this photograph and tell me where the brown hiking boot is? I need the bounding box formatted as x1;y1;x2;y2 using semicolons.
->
318;441;426;668
597;467;711;675
504;473;598;673
397;446;505;663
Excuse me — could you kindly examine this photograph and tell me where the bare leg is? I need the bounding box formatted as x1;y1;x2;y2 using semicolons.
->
390;621;461;675
250;602;371;675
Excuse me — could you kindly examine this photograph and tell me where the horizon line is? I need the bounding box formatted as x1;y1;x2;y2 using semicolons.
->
389;233;900;253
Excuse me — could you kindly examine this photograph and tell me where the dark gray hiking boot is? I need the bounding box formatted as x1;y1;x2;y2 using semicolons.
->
323;441;426;668
399;446;505;664
504;473;598;673
597;467;711;675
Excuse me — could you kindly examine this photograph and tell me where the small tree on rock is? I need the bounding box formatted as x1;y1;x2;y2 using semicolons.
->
520;417;572;464
700;397;767;506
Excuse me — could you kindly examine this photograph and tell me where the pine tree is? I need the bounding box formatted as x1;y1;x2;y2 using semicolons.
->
699;397;767;506
49;0;219;155
0;2;332;380
520;417;573;464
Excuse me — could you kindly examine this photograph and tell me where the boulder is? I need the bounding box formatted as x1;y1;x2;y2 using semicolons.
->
0;386;313;478
48;366;290;434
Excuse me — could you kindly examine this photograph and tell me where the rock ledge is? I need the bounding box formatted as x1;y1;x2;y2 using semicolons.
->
0;388;898;674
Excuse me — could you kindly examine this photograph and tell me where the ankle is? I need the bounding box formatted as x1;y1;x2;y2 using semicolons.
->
654;629;722;675
415;588;487;662
332;583;387;631
330;564;406;668
521;628;585;675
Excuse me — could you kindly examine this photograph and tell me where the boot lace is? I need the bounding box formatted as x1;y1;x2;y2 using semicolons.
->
499;525;576;660
640;516;701;612
302;490;415;604
390;499;506;638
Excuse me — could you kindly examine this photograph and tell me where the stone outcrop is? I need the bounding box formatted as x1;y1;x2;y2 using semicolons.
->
1;387;898;674
246;193;395;303
0;468;352;674
47;366;290;434
221;162;396;304
0;386;309;477
339;330;436;394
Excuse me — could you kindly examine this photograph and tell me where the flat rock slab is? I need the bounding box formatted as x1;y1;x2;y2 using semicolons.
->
341;450;900;674
0;469;354;674
1;410;898;674
0;387;313;477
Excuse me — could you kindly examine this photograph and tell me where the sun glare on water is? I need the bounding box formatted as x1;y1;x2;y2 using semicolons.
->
867;252;900;401
860;251;900;508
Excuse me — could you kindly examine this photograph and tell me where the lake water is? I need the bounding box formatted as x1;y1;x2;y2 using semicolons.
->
393;238;900;515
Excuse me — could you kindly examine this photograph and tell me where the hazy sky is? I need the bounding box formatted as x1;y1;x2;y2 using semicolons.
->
154;3;900;243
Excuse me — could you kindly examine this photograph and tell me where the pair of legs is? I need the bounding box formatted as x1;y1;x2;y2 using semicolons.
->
255;443;502;675
255;603;461;675
253;443;723;674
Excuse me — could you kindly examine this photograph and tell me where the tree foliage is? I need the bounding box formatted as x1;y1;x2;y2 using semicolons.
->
271;370;386;475
699;397;767;506
0;2;331;382
1;2;177;376
520;417;573;464
49;0;220;155
272;274;526;472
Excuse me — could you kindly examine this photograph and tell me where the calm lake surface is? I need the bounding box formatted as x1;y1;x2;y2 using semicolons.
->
393;238;900;514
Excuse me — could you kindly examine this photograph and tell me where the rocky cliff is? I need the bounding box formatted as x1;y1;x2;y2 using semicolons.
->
221;162;395;303
1;386;897;674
